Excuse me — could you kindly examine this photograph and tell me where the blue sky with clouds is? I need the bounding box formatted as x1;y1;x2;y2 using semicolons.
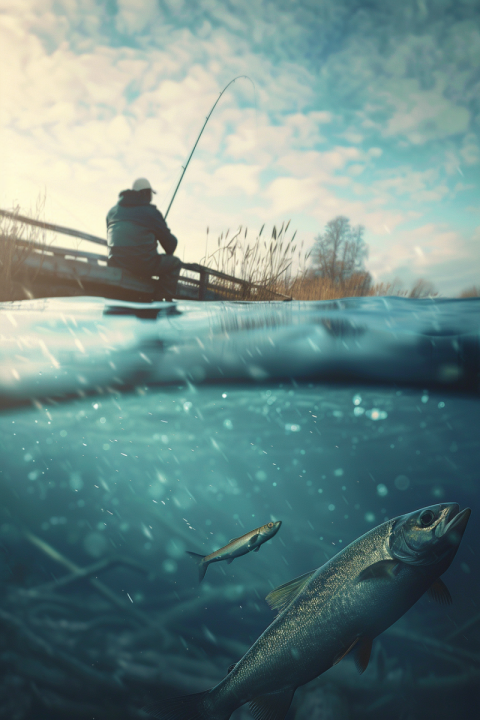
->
1;0;479;294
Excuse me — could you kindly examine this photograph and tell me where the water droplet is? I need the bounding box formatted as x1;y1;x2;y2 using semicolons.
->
394;475;410;491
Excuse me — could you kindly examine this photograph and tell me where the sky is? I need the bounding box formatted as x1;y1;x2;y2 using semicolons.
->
1;0;479;295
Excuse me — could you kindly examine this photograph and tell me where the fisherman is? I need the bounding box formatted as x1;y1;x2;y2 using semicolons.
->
106;178;181;301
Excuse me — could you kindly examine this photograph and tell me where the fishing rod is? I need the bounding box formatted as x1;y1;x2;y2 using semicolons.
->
164;75;253;219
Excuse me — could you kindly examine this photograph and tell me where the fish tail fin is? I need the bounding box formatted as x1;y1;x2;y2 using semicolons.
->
144;690;228;720
186;551;208;582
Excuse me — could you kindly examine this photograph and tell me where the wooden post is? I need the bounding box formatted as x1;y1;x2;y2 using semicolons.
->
199;269;208;300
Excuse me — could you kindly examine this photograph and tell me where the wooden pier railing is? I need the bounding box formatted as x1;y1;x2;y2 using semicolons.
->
0;209;290;302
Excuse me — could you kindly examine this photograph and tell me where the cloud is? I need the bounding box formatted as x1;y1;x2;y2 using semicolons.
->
116;0;160;35
1;0;479;296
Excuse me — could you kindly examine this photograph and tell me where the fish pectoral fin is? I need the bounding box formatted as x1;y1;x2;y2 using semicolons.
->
353;636;373;674
356;560;401;583
333;637;360;666
249;687;295;720
253;545;260;552
333;636;373;674
427;578;452;605
248;533;260;546
226;558;234;564
265;570;316;613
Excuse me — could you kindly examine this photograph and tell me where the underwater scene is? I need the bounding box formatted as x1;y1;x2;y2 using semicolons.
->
0;296;479;720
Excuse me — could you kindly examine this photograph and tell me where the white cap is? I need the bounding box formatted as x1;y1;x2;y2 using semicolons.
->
132;177;156;193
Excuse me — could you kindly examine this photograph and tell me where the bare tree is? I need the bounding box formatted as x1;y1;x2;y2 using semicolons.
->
310;216;370;286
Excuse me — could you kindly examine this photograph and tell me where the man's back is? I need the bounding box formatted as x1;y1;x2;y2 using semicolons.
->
107;188;177;274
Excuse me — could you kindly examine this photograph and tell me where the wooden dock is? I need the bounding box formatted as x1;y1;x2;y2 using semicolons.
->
0;210;290;303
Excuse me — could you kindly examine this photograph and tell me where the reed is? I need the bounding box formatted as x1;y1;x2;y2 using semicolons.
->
201;221;311;300
0;197;47;302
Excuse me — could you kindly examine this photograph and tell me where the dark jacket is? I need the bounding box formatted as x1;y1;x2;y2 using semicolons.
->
106;190;178;272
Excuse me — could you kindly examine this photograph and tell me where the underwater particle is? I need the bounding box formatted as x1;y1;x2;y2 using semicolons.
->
272;482;277;487
394;475;410;491
69;472;83;491
102;443;110;451
432;486;444;498
461;562;470;574
223;419;233;430
438;401;445;409
206;519;212;526
328;504;335;512
183;401;193;412
377;484;388;497
352;394;362;405
334;468;344;477
83;532;108;558
285;423;301;432
421;394;429;403
255;471;267;482
99;417;106;424
59;430;67;437
366;408;388;421
222;393;227;398
353;407;365;416
142;523;153;540
333;410;343;418
28;470;39;481
163;559;178;573
364;512;375;523
318;488;323;493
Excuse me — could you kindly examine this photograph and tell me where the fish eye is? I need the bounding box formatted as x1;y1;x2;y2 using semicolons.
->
268;522;274;528
419;510;435;527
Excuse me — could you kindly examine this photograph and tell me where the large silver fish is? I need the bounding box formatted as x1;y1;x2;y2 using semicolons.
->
186;520;282;582
149;502;470;720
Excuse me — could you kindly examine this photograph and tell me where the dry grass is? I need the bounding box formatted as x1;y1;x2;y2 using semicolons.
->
459;286;479;298
288;271;374;300
201;221;310;300
0;197;48;301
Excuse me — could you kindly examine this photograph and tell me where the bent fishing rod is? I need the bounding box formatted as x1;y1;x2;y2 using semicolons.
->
164;75;254;220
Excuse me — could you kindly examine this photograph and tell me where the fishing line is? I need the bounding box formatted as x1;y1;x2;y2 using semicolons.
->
164;75;256;220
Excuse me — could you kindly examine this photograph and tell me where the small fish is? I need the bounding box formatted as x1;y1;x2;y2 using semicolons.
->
148;502;470;720
186;520;282;582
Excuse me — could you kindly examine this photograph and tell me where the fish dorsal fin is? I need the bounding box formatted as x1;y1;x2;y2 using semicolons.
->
356;560;401;583
248;533;259;545
427;578;452;605
249;687;295;720
265;570;316;613
353;636;373;674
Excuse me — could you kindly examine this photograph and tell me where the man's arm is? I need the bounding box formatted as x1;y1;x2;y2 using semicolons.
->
149;207;178;255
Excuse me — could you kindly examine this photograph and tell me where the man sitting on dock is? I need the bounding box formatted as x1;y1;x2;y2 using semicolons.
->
106;178;181;300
